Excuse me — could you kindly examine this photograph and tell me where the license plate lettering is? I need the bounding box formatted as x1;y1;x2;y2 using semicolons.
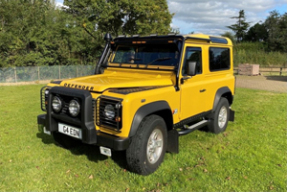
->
69;127;80;138
63;126;69;134
58;123;82;139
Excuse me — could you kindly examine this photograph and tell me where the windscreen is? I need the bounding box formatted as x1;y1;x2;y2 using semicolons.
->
111;44;180;66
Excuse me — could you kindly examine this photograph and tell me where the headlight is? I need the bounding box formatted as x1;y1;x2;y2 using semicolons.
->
104;104;115;119
69;100;80;117
52;96;62;112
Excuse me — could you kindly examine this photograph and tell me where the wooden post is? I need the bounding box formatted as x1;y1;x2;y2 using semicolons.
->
59;65;61;79
38;66;40;80
280;67;282;76
14;67;17;83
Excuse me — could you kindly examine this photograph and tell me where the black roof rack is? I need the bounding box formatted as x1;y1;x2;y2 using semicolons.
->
149;33;157;37
168;33;176;36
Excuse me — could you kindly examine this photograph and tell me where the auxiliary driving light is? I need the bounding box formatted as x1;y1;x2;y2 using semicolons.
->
52;96;62;112
69;100;80;117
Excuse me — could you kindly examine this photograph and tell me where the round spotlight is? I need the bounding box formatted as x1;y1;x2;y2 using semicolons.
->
69;100;80;117
52;96;62;113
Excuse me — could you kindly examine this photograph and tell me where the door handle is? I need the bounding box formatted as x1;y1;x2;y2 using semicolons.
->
200;89;206;93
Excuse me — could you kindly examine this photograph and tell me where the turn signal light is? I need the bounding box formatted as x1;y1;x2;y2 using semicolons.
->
132;41;146;44
115;116;121;122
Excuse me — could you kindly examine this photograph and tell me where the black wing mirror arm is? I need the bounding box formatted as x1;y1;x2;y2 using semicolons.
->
180;76;191;84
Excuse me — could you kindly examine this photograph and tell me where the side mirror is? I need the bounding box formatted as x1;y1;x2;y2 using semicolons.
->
187;61;197;76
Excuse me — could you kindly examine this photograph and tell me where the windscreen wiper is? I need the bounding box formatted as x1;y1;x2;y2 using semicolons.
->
147;57;172;65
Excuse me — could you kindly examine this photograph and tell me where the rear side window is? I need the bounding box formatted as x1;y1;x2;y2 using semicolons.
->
209;47;230;71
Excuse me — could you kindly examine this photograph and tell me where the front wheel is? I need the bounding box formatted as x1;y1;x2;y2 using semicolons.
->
126;115;167;175
208;97;230;134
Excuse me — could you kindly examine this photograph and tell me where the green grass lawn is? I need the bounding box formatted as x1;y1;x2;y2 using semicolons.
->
0;85;286;191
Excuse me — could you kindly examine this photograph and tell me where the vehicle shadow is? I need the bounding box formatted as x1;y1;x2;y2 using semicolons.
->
36;132;54;145
69;144;128;169
70;144;128;169
265;76;287;82
37;131;128;168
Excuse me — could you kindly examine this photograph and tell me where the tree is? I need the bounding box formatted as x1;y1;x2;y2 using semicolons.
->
0;0;55;67
0;0;98;67
0;0;173;68
265;11;287;52
63;0;173;36
244;22;268;42
227;10;250;42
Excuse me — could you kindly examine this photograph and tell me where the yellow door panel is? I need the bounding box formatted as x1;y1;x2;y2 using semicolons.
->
180;75;207;120
179;46;208;120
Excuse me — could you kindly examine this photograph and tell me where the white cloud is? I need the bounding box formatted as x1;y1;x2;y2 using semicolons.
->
55;1;68;9
168;0;287;35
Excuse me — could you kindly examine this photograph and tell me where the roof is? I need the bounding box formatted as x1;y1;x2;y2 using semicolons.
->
183;33;232;45
113;33;232;45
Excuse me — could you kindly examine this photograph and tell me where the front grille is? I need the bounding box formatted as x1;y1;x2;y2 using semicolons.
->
96;96;122;132
40;86;49;111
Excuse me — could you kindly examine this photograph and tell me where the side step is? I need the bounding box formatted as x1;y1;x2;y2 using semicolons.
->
178;120;209;136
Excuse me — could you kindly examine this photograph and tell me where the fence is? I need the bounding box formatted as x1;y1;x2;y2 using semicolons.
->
234;66;287;76
1;65;286;83
0;65;95;83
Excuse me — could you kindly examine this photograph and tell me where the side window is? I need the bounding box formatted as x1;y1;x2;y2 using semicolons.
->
182;47;202;75
209;47;230;71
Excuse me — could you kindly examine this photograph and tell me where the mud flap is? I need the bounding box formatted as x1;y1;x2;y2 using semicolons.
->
229;109;235;122
167;129;179;154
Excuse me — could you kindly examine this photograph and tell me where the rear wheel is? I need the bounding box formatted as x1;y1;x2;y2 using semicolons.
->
53;132;81;149
208;97;230;134
126;115;167;175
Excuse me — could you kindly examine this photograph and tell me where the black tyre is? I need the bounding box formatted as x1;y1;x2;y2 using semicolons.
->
208;97;230;134
53;132;81;149
126;115;167;175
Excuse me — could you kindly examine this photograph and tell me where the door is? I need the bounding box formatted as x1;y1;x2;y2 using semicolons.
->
180;46;207;120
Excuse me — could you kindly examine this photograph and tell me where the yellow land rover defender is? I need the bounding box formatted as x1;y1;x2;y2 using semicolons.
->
37;33;235;175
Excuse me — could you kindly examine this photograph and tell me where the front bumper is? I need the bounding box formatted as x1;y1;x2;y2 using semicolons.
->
38;114;130;151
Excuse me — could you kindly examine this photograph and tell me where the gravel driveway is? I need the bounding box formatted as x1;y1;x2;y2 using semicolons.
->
236;75;287;93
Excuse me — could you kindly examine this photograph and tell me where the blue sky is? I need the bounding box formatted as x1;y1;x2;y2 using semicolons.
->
56;0;287;35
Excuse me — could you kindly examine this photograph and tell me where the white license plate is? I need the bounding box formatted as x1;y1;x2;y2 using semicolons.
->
58;123;82;139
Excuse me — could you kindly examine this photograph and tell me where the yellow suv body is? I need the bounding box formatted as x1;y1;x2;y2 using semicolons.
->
37;33;235;175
